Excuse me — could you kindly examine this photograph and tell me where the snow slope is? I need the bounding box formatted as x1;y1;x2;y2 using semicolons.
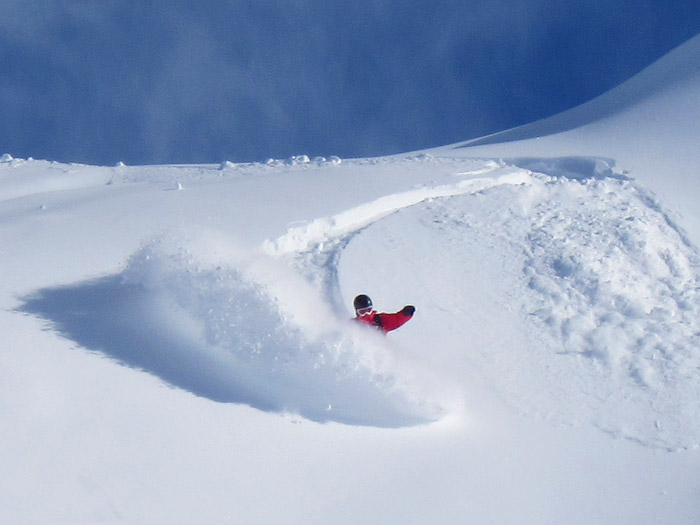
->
3;35;700;524
452;33;700;247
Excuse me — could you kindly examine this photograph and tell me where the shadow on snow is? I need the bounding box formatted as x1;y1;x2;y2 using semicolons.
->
17;274;431;428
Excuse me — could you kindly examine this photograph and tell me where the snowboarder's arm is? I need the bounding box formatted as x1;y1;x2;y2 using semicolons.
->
377;305;415;332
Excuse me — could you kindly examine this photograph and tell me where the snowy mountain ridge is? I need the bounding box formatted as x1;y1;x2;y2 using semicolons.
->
459;32;700;148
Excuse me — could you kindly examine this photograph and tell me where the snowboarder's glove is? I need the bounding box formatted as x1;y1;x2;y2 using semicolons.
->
402;305;416;316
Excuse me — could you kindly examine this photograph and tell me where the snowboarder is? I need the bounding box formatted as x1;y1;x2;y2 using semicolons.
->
352;294;415;333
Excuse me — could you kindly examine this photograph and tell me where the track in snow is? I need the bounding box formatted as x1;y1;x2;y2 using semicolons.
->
334;157;700;450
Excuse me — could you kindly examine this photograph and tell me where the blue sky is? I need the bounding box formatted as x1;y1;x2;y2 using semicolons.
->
1;0;700;165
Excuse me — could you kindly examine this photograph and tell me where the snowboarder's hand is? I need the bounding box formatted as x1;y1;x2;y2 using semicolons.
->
402;305;415;316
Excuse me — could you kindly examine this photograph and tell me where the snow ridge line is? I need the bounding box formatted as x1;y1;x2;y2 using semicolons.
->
263;167;532;256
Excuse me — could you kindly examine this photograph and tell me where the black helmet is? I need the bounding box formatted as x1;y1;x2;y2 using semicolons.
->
353;294;373;311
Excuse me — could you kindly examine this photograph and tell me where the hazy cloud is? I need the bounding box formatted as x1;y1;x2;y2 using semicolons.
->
1;0;699;164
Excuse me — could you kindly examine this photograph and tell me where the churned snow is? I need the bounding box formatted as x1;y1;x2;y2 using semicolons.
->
3;34;700;525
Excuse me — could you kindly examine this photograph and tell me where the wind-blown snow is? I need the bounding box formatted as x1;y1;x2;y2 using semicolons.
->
4;34;700;525
20;231;440;427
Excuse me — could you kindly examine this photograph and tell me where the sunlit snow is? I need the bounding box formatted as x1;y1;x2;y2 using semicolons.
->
3;34;700;525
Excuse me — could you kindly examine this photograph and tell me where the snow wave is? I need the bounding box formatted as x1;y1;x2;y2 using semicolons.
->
80;232;441;426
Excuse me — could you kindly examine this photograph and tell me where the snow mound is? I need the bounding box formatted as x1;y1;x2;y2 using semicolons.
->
19;232;440;427
521;175;700;449
338;158;700;450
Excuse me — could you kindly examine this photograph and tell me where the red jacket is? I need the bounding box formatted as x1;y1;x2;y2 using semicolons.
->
354;306;415;333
